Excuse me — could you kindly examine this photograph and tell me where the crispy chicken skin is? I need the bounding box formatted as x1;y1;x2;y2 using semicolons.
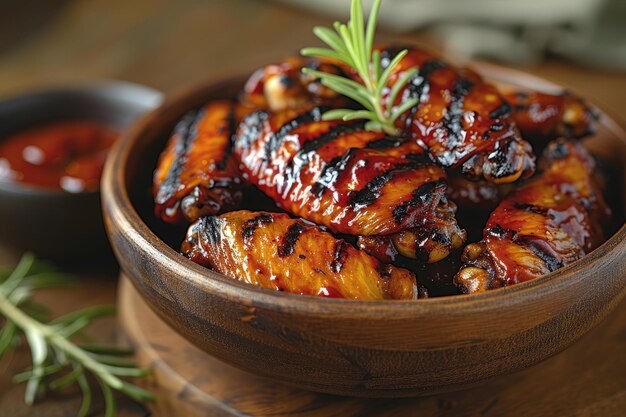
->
233;105;466;262
154;101;243;223
181;211;421;300
455;140;610;293
504;90;598;144
351;46;536;183
239;57;348;115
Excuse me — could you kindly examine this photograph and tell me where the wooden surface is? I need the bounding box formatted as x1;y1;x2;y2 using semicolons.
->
0;0;626;414
119;273;626;417
0;246;148;417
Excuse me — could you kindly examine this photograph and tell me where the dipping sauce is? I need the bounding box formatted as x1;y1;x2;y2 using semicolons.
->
0;121;118;192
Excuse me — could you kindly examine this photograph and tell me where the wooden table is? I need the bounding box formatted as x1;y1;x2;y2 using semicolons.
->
0;0;625;415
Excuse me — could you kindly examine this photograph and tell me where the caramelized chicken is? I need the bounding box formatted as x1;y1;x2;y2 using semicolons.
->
356;199;465;263
455;140;610;293
239;57;348;115
152;47;614;301
234;105;466;262
504;90;597;145
446;173;505;212
154;101;243;223
181;211;422;300
154;58;351;224
337;46;536;183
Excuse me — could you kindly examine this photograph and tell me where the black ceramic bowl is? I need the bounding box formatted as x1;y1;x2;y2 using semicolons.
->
0;81;162;261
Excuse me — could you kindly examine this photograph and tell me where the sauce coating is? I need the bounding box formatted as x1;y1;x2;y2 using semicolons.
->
333;45;536;183
234;106;466;262
240;56;347;114
455;140;610;293
153;101;243;223
504;90;597;145
0;121;118;192
182;210;421;300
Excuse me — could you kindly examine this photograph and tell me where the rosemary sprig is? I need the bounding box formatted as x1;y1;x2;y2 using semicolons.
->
301;0;419;135
0;253;155;417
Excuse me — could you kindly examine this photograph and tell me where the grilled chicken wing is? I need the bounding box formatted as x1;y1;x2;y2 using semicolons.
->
356;199;465;263
154;101;243;223
504;90;597;144
181;210;422;300
455;140;610;293
239;57;348;115
234;105;466;262
154;58;349;224
340;46;536;183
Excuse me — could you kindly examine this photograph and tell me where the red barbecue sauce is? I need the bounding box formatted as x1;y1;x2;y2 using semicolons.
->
0;121;118;192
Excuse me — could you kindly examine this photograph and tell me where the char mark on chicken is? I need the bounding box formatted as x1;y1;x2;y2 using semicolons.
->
181;210;423;300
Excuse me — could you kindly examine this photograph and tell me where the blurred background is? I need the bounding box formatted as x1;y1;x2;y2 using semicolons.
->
0;0;624;114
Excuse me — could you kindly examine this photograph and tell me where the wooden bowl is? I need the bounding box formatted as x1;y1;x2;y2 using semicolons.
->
0;81;161;262
102;65;626;397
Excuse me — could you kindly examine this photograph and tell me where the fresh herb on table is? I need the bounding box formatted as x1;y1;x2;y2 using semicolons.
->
301;0;418;135
0;253;155;417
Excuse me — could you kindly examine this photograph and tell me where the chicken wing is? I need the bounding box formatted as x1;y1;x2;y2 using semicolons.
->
234;105;466;262
181;210;422;300
239;57;349;115
455;140;610;293
337;46;536;183
153;101;243;223
154;58;351;224
504;90;597;145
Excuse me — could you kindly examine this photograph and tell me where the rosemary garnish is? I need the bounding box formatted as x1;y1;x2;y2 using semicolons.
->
301;0;418;135
0;253;155;417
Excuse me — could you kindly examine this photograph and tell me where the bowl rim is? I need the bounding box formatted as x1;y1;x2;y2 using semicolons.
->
102;63;626;317
0;79;163;197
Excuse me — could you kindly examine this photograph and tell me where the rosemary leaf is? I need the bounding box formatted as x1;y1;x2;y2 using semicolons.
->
24;328;47;405
365;0;382;59
365;120;384;131
86;353;137;368
0;254;155;415
311;26;351;59
299;47;343;63
343;110;376;121
1;253;35;296
100;378;117;417
23;272;77;290
76;369;92;417
58;317;92;338
376;49;409;100
14;363;63;383
388;67;419;110
321;109;355;120
49;366;83;390
301;0;419;136
80;344;135;356
0;321;17;358
104;365;152;378
372;49;382;82
301;68;365;92
391;98;420;124
51;305;117;326
120;382;156;403
315;77;375;112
